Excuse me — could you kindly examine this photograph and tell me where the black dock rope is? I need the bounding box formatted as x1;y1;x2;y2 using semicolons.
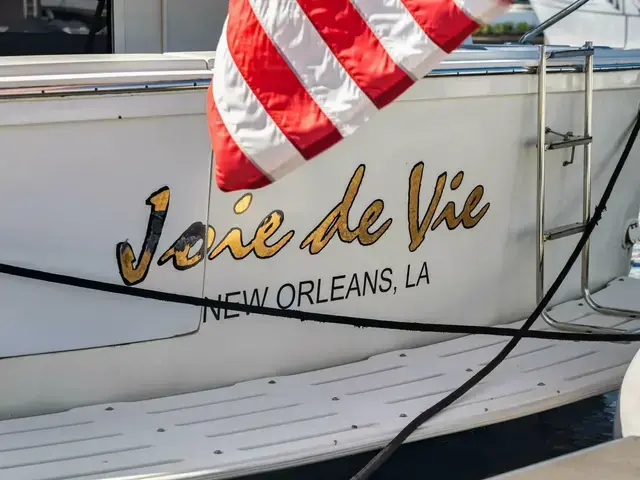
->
4;255;640;343
0;113;636;345
349;106;640;480
0;110;634;476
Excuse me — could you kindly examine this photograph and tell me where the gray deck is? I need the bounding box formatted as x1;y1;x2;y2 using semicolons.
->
490;436;640;479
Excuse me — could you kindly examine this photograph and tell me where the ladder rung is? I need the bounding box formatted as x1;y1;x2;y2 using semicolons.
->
547;48;595;59
546;135;592;150
544;222;586;241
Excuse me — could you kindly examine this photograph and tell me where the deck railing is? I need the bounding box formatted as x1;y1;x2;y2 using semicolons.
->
519;0;591;44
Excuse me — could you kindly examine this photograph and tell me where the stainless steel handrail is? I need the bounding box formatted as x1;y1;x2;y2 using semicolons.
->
519;0;591;44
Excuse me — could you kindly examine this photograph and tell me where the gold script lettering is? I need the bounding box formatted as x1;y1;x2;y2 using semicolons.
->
116;186;170;285
408;163;445;252
208;200;294;260
300;165;392;255
408;166;490;252
117;160;493;285
431;172;490;230
460;185;491;228
158;223;215;270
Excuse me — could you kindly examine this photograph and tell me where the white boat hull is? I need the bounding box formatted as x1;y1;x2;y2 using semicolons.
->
0;47;639;421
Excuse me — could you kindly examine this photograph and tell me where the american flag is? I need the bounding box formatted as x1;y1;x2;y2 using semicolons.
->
207;0;512;192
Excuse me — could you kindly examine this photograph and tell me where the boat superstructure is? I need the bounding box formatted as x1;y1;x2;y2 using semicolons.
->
0;1;639;479
528;0;639;49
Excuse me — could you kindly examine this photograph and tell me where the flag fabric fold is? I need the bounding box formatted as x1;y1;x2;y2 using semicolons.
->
207;0;512;192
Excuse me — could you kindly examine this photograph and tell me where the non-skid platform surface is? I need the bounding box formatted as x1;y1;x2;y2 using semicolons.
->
2;277;640;480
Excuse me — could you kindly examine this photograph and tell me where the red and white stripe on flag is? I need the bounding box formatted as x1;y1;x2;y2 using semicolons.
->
207;0;512;192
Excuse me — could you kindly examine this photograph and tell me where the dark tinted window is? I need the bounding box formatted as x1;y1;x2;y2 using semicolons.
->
0;0;112;56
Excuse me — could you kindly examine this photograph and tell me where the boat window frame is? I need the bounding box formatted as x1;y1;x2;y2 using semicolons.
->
0;0;112;57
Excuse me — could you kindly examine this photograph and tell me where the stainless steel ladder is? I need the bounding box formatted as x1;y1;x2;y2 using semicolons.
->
535;42;640;334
